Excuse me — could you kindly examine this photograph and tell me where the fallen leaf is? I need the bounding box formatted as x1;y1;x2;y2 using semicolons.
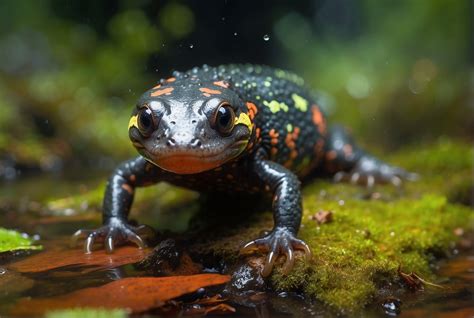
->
0;228;42;253
310;210;333;224
9;245;151;274
184;295;236;316
203;303;236;315
190;294;227;306
398;266;444;291
12;274;230;315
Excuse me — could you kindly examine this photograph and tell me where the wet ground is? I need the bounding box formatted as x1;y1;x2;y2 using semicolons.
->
0;175;473;317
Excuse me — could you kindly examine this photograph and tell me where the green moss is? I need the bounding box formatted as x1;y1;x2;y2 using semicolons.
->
0;228;42;253
46;308;126;318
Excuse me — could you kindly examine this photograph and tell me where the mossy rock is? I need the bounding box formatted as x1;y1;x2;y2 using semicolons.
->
188;139;473;312
0;228;42;253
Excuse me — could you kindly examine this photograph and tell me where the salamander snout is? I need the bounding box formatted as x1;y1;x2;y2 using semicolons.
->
166;133;202;149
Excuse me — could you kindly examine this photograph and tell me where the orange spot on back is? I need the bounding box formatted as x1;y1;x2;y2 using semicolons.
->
199;87;221;95
152;84;161;89
213;80;230;88
246;102;258;121
269;129;279;138
151;87;174;97
311;105;326;134
166;77;176;82
285;134;295;149
269;129;279;146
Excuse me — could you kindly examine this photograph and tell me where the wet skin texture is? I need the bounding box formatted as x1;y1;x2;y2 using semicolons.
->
73;65;416;277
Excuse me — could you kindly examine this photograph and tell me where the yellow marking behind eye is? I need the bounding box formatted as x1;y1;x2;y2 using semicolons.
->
234;112;253;132
128;115;138;129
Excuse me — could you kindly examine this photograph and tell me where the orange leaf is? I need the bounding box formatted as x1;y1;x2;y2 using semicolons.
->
12;274;230;315
9;245;152;273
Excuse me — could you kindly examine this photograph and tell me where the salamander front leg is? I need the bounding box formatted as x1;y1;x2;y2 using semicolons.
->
240;152;311;277
72;157;160;253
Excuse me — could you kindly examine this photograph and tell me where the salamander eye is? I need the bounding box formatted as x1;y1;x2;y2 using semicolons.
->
215;103;235;135
137;107;156;137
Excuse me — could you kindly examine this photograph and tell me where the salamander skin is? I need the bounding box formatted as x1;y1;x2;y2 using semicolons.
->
72;64;416;276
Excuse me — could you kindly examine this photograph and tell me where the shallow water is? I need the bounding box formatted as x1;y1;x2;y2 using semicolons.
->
0;176;472;317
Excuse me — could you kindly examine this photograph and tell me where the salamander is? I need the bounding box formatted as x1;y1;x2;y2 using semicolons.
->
72;64;416;277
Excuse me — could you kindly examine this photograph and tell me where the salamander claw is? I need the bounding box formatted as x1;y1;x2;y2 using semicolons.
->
72;219;153;253
71;229;92;247
240;228;312;277
125;230;146;249
262;250;278;277
292;238;312;261
281;247;295;275
105;234;114;253
85;234;96;254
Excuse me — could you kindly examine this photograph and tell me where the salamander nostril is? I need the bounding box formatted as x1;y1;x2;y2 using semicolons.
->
166;137;176;147
170;121;176;125
191;119;197;124
190;138;202;148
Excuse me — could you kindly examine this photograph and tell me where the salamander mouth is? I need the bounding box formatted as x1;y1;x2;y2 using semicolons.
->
143;140;248;174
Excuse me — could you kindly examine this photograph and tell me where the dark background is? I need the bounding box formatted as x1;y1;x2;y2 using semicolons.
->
0;0;471;179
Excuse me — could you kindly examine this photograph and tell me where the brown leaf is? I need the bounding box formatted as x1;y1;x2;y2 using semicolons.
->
184;294;236;316
9;245;152;274
310;210;333;224
398;266;444;291
190;294;227;306
12;274;230;315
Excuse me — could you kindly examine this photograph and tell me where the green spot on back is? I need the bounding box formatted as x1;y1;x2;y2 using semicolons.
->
286;123;293;132
292;93;308;112
263;100;289;113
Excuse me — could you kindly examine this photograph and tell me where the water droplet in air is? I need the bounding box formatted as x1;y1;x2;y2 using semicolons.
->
263;34;270;41
189;44;194;49
234;32;238;36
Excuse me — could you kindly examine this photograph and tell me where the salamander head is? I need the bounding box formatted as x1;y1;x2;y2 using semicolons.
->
128;79;254;174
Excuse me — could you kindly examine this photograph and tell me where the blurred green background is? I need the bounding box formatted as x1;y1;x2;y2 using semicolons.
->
0;0;471;180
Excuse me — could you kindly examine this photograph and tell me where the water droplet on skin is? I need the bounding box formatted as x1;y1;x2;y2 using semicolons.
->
263;34;270;41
